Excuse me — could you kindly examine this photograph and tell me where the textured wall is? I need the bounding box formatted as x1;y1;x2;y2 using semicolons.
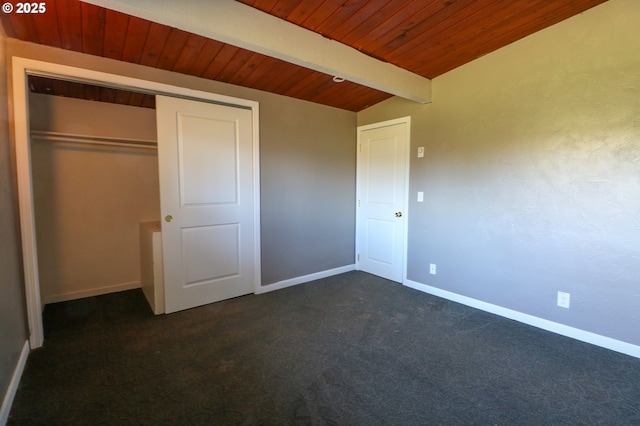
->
7;38;356;289
0;27;28;407
358;0;640;345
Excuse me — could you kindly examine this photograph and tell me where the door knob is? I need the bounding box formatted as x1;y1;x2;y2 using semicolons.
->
395;212;403;217
165;215;173;222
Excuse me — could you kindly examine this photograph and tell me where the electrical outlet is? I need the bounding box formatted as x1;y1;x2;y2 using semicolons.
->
430;264;436;275
557;291;570;309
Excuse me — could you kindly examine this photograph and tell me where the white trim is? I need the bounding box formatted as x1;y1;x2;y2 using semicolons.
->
0;340;29;426
255;264;356;294
404;279;640;359
42;281;142;305
12;57;261;349
31;130;157;149
356;116;411;285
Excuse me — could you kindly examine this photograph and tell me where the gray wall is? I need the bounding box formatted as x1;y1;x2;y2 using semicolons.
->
0;28;29;407
358;0;640;346
5;39;357;290
260;101;355;284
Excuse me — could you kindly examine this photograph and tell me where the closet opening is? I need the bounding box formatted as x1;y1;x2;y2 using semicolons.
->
28;75;162;313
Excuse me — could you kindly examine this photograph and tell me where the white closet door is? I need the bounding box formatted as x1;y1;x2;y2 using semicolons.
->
156;95;255;313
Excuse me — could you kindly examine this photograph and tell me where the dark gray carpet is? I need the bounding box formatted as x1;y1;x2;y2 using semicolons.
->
8;271;640;425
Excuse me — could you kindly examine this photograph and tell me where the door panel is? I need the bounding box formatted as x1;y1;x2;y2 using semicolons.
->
179;114;238;205
356;119;409;283
156;95;254;313
181;224;240;285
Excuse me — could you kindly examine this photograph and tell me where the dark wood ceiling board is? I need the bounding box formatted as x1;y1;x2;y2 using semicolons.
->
320;82;391;111
67;80;86;100
2;12;39;44
382;0;500;64
0;15;16;40
238;55;281;88
466;0;606;60
269;66;316;95
312;79;367;107
349;0;441;53
138;23;172;68
27;76;47;96
201;44;242;81
55;0;83;51
417;0;606;77
172;34;207;74
394;0;554;77
312;0;372;36
269;0;306;18
33;0;62;48
103;9;130;60
171;33;208;74
83;82;101;103
250;59;304;92
303;74;339;102
81;2;106;56
422;0;589;74
100;86;117;104
120;16;151;64
286;0;325;23
251;0;280;14
282;71;335;101
217;48;257;82
327;0;396;42
128;91;147;108
186;39;226;78
156;28;192;71
339;0;414;47
52;77;73;98
296;0;345;30
114;87;132;106
141;94;156;109
227;52;270;86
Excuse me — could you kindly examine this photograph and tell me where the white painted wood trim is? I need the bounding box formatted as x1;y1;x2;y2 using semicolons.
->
255;265;356;294
31;130;157;149
12;59;44;350
251;103;262;296
355;116;411;284
12;56;261;348
404;278;640;359
0;340;29;426
81;0;431;104
42;281;142;305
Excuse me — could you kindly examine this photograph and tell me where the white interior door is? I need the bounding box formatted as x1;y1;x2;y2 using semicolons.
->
356;118;410;283
156;95;255;313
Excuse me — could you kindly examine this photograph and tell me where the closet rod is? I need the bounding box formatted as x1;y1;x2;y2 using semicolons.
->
30;130;157;150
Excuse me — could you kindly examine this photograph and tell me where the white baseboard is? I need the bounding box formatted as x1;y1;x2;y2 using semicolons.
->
43;281;141;305
404;279;640;359
256;264;356;294
0;340;29;426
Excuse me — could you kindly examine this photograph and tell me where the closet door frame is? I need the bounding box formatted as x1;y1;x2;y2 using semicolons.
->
11;57;261;349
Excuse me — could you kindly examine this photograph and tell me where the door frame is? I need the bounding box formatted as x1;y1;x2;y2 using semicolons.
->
355;116;411;283
11;57;261;349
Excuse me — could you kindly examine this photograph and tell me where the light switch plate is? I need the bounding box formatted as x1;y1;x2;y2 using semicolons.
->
417;147;425;158
417;191;424;202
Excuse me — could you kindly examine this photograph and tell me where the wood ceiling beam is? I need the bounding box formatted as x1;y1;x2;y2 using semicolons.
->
80;0;431;104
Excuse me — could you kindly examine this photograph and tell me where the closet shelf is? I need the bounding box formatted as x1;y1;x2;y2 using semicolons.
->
30;130;157;149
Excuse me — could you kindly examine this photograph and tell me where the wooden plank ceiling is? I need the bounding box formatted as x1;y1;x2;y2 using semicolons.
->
1;0;607;111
